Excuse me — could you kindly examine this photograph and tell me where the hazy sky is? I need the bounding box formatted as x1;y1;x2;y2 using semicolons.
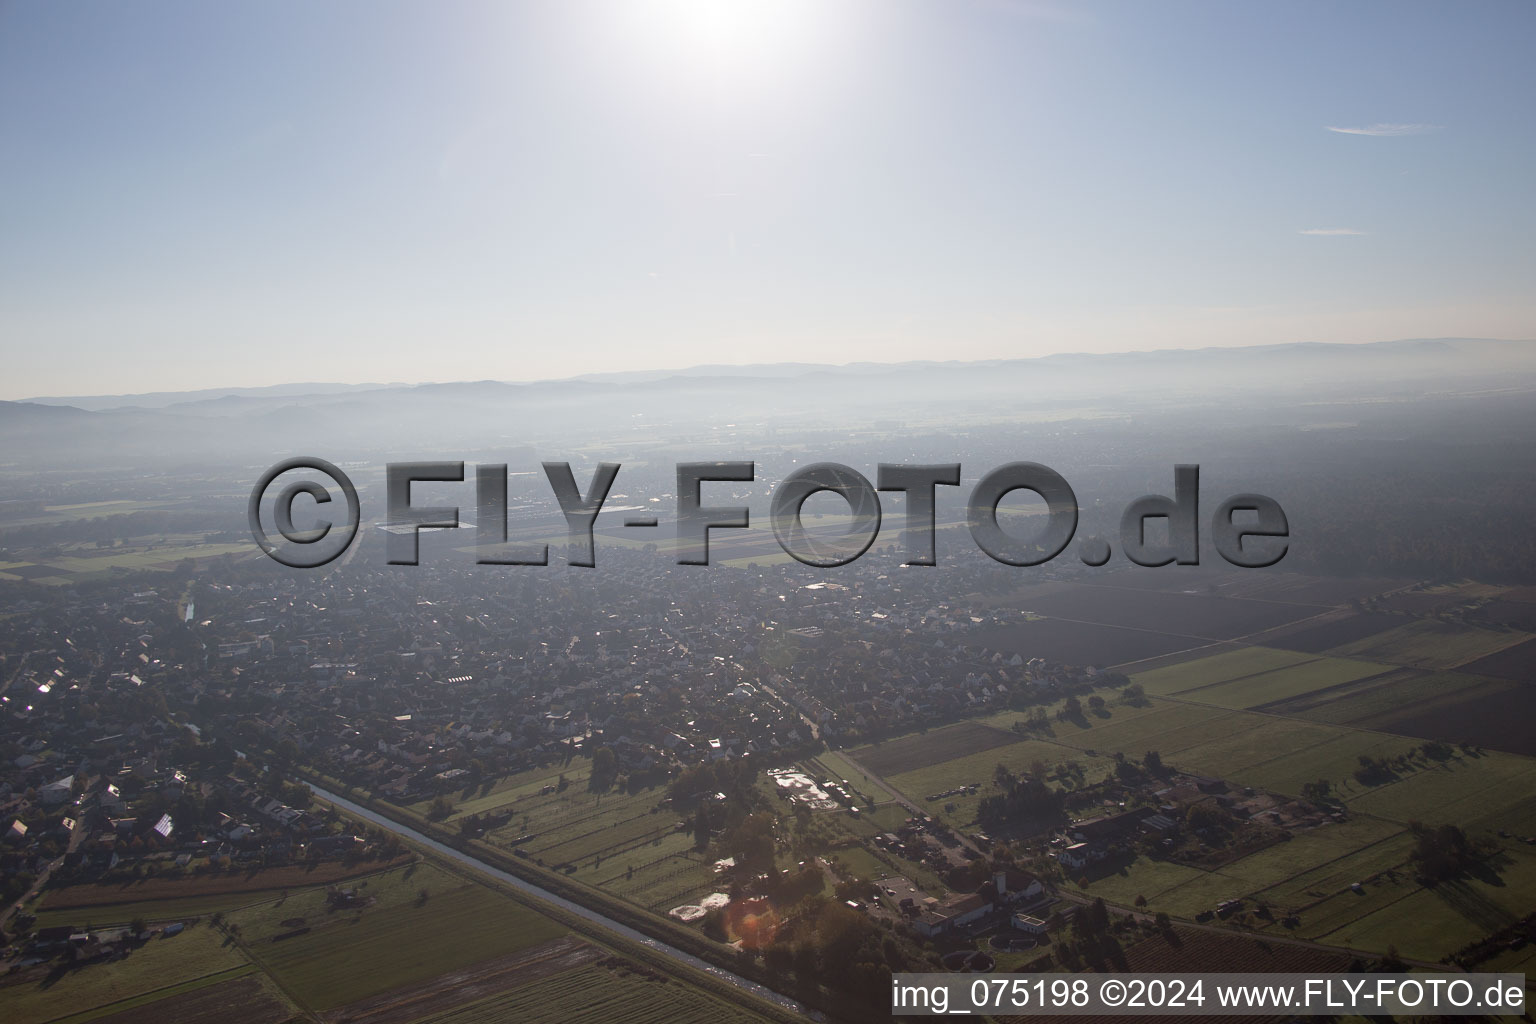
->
2;0;1534;398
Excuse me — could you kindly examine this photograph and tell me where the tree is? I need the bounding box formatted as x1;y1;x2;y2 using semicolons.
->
764;942;794;975
1408;822;1486;885
693;802;711;851
1301;779;1332;802
976;776;1066;832
427;796;454;822
1185;802;1231;833
129;916;147;935
792;942;819;982
724;811;777;873
1143;750;1165;777
589;747;618;791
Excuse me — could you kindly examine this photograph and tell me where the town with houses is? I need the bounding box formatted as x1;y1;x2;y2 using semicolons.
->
0;540;1390;999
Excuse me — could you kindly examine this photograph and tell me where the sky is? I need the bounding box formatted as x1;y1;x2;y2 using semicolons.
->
2;0;1534;399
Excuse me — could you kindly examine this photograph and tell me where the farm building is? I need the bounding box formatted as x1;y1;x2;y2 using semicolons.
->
912;891;993;938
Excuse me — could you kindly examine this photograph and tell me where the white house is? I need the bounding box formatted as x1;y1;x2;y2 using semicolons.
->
1057;842;1095;872
993;869;1045;905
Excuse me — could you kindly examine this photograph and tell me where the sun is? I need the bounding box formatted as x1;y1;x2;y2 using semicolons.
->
625;0;828;83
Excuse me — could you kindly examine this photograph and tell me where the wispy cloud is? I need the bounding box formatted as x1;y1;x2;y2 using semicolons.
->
1326;123;1441;136
1299;228;1365;236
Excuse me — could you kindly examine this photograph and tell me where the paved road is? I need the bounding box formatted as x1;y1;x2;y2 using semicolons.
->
833;748;985;857
3;796;89;927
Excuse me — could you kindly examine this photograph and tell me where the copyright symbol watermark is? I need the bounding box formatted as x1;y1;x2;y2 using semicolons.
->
247;457;360;568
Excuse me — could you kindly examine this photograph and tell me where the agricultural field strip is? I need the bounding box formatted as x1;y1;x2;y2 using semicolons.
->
409;961;772;1024
56;973;294;1024
1147;829;1412;914
1066;577;1345;611
1254;837;1419;907
437;766;585;818
1329;621;1536;669
481;790;654;845
1348;759;1536;823
1;928;256;1024
1301;880;1442;946
853;722;1020;777
537;822;688;872
1327;675;1517;725
1138;692;1416;772
1131;647;1315;694
593;846;714;894
525;811;685;865
26;965;260;1024
1025;609;1226;643
1262;667;1439;718
1168;656;1389;701
318;937;603;1024
32;969;272;1024
559;832;697;876
1204;728;1405;787
236;883;567;1011
36;860;417;920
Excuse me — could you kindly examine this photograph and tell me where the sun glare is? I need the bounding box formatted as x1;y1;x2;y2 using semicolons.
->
625;0;833;83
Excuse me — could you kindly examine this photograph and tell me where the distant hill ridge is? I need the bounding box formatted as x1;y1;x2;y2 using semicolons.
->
21;337;1536;412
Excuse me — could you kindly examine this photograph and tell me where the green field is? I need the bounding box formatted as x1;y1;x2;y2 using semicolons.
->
1328;619;1535;671
32;889;284;931
1128;645;1395;712
0;542;255;583
1095;817;1407;919
1308;846;1536;961
1345;751;1536;829
1177;657;1395;710
1269;667;1498;724
228;862;566;1010
5;924;253;1024
415;961;777;1024
439;762;724;914
428;762;583;819
1130;647;1314;695
1233;730;1423;798
986;699;1228;755
852;721;1021;777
